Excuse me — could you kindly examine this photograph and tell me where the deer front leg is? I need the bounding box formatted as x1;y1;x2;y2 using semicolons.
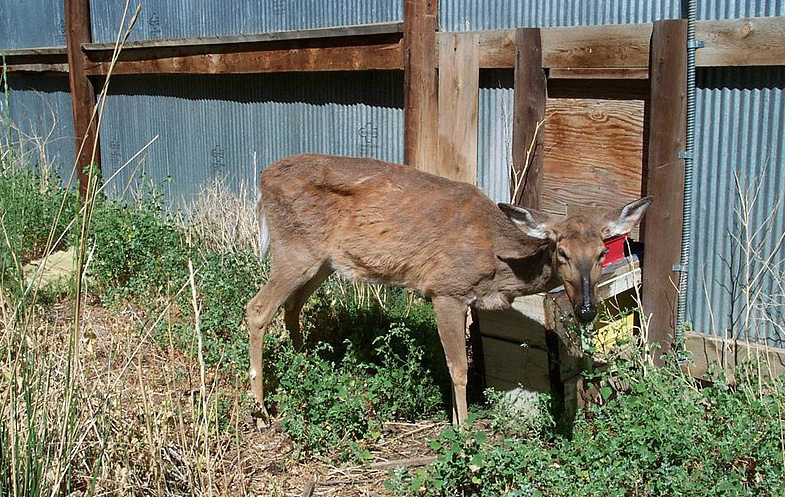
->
432;296;470;425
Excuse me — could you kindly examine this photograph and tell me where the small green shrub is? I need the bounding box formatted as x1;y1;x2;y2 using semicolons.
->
87;198;190;299
0;169;78;275
268;322;444;457
389;362;785;497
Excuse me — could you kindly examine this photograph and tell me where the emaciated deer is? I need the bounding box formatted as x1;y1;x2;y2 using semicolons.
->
245;154;652;424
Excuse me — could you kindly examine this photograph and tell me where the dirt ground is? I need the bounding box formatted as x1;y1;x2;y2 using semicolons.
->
51;300;445;496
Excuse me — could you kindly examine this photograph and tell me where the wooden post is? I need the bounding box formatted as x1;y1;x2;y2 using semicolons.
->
436;33;479;183
64;0;100;197
642;19;687;363
403;0;438;171
511;28;546;208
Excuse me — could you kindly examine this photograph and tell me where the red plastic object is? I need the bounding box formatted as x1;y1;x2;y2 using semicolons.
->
602;234;628;268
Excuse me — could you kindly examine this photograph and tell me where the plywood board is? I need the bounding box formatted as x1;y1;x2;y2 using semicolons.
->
541;97;645;219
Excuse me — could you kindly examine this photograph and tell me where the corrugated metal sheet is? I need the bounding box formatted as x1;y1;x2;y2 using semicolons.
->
477;70;514;204
89;0;403;44
1;74;76;183
98;72;403;207
0;0;66;49
697;0;784;19
440;0;680;31
686;66;785;346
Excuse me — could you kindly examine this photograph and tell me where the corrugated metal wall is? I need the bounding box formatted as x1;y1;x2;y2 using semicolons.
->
98;72;403;207
0;0;66;49
1;74;76;183
687;66;785;346
88;0;403;44
440;0;680;31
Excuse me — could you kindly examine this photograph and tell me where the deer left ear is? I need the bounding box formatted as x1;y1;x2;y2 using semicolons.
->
603;196;654;238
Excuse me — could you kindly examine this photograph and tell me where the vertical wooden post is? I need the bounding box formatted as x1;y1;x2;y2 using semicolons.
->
642;19;687;363
436;33;479;183
403;0;438;172
65;0;100;197
511;28;546;208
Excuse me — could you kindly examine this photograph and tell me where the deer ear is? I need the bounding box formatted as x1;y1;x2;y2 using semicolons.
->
498;203;554;240
603;196;654;238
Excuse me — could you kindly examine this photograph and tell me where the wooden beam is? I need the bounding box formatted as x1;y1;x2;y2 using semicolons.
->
403;0;439;171
641;19;687;364
683;332;785;382
64;0;99;196
84;41;403;75
511;28;546;208
436;33;479;183
696;16;785;67
548;67;649;79
83;22;404;51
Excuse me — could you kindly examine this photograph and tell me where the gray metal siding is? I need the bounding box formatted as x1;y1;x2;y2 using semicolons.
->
98;72;403;207
440;0;680;31
1;74;76;183
696;0;784;19
0;0;66;49
477;70;514;204
88;0;403;44
686;66;785;346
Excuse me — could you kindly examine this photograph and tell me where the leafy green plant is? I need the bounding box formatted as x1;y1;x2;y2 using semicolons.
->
389;360;785;497
268;321;445;457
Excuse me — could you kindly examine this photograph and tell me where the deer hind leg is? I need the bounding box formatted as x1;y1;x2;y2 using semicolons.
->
432;296;470;425
283;264;334;349
245;260;324;413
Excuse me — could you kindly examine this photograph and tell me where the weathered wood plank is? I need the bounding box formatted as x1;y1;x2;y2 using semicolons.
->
4;63;69;73
403;0;439;171
65;0;100;197
84;42;402;74
481;336;551;393
696;16;785;67
541;97;645;219
641;20;687;363
82;22;404;51
683;332;785;381
512;28;546;208
436;33;479;183
0;47;67;56
548;67;649;79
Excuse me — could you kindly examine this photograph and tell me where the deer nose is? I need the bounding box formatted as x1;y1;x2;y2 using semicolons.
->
575;304;597;323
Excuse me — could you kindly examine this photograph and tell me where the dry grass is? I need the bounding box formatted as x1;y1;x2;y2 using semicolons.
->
179;178;261;257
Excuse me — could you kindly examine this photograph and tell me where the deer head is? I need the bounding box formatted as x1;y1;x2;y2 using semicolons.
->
499;197;653;323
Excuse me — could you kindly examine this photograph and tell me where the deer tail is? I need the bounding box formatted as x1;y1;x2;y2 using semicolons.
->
257;193;270;259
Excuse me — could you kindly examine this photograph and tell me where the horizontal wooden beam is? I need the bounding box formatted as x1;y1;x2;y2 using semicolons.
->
83;40;403;75
684;331;785;381
5;16;785;75
465;15;785;69
548;67;649;79
82;21;403;51
695;16;785;67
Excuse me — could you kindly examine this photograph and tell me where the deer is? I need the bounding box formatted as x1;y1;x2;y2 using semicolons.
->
245;153;652;425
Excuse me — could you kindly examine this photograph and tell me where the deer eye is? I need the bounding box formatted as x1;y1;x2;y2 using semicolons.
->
557;248;569;261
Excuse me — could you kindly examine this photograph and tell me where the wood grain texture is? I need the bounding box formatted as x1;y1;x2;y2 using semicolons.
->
64;0;99;196
683;332;785;381
84;41;402;74
641;20;687;363
548;67;649;80
403;0;439;171
541;97;645;219
436;33;479;184
696;16;785;67
83;22;404;51
512;28;546;208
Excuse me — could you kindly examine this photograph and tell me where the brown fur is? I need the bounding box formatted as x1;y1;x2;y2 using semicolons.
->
245;154;652;424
